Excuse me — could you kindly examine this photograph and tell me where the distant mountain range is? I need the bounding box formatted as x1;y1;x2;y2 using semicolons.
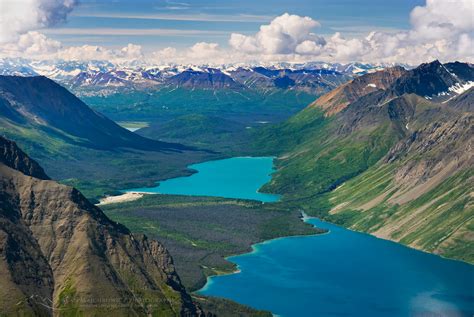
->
0;58;393;95
0;58;472;315
1;58;471;267
255;60;474;263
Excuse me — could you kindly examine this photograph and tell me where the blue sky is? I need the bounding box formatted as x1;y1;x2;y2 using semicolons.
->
44;0;425;52
4;0;469;64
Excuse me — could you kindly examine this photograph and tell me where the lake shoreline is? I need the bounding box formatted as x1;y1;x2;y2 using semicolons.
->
198;210;474;316
195;211;328;294
121;156;281;202
100;155;473;316
96;192;148;205
98;155;282;205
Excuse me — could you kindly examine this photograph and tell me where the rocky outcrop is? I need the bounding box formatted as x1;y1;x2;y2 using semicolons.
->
446;87;474;112
310;66;407;115
0;136;202;316
391;60;474;100
0;136;49;179
383;100;474;200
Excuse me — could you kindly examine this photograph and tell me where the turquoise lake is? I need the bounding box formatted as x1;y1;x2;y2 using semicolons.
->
199;216;474;317
126;156;473;316
125;156;280;202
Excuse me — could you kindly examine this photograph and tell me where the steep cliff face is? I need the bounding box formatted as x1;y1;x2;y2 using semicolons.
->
384;111;473;190
0;136;49;179
0;136;201;316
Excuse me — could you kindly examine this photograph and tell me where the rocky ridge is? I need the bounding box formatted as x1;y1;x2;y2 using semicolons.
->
0;136;202;316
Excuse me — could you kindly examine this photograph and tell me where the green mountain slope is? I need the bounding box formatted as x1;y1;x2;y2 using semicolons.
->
309;101;473;262
0;76;187;151
0;76;212;200
138;114;247;153
255;61;474;263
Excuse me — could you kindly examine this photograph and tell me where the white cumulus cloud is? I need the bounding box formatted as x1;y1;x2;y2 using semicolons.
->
0;0;77;43
1;31;61;57
223;1;474;64
0;0;472;65
229;13;325;55
409;0;473;41
151;42;232;64
0;32;145;62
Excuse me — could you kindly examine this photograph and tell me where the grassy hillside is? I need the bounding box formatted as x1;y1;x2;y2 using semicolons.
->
253;93;407;199
318;167;473;263
299;109;474;263
0;117;213;200
0;76;221;200
138;114;249;153
252;67;474;263
262;122;399;198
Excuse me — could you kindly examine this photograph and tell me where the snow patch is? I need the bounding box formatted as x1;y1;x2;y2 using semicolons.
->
448;81;474;95
221;70;231;76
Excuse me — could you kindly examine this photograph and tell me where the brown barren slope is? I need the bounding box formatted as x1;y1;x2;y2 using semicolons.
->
0;136;202;316
310;66;407;116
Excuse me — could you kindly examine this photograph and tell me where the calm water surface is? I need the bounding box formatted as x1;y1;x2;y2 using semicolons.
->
198;216;474;317
125;156;280;202
127;156;473;316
